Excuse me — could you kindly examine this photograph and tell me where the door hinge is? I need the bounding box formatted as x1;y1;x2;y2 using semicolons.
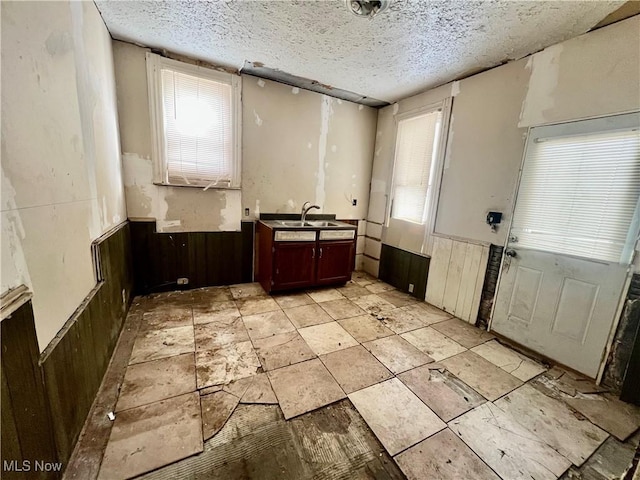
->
275;268;279;275
272;246;275;253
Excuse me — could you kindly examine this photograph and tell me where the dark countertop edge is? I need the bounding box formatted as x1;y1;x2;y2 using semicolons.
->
258;219;357;231
260;213;337;221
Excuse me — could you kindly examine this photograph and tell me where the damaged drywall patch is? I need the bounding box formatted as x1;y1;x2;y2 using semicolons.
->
121;152;155;217
1;168;32;292
160;187;241;232
124;185;153;217
45;30;73;57
70;1;102;240
163;187;227;232
316;95;332;209
257;79;265;88
157;219;181;229
291;87;299;94
253;110;263;126
519;45;562;127
451;81;461;97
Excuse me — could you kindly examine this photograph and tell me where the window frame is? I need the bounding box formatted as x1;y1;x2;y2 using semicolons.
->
387;98;452;252
146;52;242;189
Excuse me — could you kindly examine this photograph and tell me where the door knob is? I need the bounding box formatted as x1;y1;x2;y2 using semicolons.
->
505;249;517;258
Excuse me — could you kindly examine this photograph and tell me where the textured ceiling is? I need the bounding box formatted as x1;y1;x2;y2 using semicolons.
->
95;0;624;103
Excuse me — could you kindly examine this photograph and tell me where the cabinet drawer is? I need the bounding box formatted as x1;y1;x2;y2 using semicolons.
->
274;230;316;242
319;230;355;240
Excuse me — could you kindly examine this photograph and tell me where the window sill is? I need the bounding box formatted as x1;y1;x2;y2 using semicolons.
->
390;217;426;226
153;182;241;191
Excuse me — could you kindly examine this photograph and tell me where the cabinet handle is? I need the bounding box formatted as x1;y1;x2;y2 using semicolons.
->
312;247;315;259
319;247;323;258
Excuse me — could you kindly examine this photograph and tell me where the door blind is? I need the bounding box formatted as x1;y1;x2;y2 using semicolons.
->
512;127;640;263
161;68;233;187
391;109;442;224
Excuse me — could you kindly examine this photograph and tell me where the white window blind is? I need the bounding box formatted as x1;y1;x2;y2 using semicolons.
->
512;126;640;263
147;53;241;189
391;109;443;224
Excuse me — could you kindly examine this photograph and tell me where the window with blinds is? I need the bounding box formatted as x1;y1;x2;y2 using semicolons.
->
391;109;443;224
147;53;241;188
512;115;640;264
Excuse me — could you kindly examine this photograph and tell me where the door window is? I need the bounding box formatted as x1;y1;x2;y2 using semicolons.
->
512;113;640;264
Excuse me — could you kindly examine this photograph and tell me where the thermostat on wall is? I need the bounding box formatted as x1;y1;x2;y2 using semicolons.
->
486;211;502;231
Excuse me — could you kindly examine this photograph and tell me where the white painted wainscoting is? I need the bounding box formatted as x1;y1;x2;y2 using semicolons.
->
426;236;489;324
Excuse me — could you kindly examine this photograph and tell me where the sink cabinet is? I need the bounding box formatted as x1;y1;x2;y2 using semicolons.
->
256;221;356;293
316;241;354;286
273;242;316;290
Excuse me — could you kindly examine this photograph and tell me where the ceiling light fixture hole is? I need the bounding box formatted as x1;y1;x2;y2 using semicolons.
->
346;0;390;18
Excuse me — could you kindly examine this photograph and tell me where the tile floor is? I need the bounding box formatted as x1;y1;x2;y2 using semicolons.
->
80;271;640;480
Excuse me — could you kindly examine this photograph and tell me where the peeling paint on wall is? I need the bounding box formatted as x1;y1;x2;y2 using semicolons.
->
257;78;265;87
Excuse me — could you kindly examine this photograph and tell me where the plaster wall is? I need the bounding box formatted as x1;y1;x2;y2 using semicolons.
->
242;77;376;219
113;41;377;231
1;1;127;349
367;16;640;262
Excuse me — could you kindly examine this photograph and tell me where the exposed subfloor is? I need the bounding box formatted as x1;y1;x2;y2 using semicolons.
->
65;272;640;480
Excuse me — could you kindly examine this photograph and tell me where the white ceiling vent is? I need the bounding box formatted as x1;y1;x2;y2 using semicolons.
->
346;0;390;18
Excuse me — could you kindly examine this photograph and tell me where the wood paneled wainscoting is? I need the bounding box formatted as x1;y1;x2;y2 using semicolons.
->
1;221;134;478
425;236;490;325
129;220;254;295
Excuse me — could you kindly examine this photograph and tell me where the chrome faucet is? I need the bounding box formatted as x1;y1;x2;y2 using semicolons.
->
301;201;320;224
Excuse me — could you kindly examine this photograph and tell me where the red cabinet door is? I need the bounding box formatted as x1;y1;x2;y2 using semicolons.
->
272;242;316;291
316;241;354;286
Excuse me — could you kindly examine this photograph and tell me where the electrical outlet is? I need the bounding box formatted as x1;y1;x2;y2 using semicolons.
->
408;283;414;293
352;199;357;206
244;208;250;216
177;277;189;285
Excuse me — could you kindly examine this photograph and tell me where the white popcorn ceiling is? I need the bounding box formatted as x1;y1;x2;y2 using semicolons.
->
95;0;623;103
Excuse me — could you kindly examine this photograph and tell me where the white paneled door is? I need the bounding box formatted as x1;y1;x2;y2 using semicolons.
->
492;113;640;377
